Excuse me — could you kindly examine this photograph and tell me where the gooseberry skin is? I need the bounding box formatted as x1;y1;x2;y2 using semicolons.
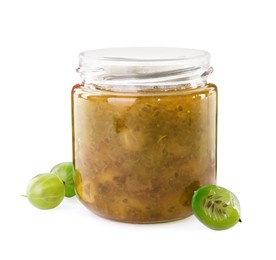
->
26;173;65;209
192;185;241;230
50;162;75;197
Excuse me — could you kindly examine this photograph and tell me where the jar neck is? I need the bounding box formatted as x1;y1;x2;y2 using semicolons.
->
78;66;213;91
77;48;213;92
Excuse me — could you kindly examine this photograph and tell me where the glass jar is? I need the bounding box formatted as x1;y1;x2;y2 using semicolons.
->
72;47;217;223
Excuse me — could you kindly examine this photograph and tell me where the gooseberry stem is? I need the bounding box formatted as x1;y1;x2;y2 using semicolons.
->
239;218;242;223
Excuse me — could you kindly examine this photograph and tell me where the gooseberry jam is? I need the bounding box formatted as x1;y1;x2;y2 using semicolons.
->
72;48;217;223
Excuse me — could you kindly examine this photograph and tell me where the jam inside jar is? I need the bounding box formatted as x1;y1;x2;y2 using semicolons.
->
72;48;217;223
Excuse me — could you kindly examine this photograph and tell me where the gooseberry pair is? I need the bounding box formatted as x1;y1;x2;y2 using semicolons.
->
23;162;75;210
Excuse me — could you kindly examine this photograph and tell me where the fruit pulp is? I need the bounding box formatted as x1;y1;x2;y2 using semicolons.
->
72;84;217;223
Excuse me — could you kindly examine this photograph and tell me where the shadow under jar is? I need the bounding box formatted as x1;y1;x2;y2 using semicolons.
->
72;47;218;223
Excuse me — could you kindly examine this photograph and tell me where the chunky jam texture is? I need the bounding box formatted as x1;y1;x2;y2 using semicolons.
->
72;84;217;223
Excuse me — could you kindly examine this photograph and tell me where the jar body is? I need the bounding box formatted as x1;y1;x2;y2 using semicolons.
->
72;83;217;223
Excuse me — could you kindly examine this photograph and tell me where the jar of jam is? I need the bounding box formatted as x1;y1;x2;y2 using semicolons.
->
72;47;217;223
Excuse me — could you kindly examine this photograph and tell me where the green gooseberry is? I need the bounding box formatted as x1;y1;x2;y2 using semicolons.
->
192;185;241;230
24;173;65;210
51;162;75;197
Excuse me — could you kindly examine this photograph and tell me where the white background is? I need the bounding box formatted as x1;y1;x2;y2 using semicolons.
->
0;0;275;259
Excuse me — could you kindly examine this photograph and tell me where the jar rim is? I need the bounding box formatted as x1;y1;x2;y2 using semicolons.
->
79;47;210;66
77;47;212;87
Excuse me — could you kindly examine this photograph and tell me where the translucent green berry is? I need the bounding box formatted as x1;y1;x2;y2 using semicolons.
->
192;185;241;230
24;173;65;209
51;162;75;197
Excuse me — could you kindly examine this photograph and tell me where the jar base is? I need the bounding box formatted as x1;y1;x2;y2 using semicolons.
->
81;201;194;224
